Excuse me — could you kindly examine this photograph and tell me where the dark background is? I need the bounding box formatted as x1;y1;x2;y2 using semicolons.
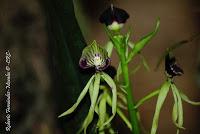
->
0;0;200;134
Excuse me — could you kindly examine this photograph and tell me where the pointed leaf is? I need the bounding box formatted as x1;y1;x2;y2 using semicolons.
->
127;18;160;63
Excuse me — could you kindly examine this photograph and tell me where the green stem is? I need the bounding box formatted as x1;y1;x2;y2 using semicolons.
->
120;54;140;134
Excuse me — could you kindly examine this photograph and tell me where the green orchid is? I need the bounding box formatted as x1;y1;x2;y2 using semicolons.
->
58;3;200;134
59;41;118;134
134;53;200;134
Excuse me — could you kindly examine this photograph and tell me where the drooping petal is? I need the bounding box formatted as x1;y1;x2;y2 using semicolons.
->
151;80;171;134
101;72;117;127
78;73;101;134
58;75;95;118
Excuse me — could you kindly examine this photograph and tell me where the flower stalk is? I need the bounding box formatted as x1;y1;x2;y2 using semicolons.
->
120;50;140;134
104;18;160;133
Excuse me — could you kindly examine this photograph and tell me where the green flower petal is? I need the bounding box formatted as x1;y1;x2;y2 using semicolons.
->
180;90;200;105
79;73;101;134
101;72;117;126
151;80;170;134
58;75;95;118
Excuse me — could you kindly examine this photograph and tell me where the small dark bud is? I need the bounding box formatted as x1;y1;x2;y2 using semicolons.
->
99;4;129;31
165;53;184;77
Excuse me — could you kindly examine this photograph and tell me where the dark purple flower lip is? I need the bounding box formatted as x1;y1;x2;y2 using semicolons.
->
99;4;129;26
165;53;184;77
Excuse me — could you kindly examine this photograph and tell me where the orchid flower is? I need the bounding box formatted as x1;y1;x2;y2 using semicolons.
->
134;52;200;134
59;41;118;134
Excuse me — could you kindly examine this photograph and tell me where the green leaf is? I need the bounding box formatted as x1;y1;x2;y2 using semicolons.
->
42;0;95;132
79;73;101;134
179;91;200;105
58;75;95;118
151;80;170;134
101;72;117;126
127;18;160;63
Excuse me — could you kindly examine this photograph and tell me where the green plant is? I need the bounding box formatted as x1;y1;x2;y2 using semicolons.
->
59;5;200;134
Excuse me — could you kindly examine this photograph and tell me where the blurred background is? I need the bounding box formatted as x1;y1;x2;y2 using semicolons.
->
0;0;200;134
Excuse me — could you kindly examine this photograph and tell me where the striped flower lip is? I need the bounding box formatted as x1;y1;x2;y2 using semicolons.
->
79;41;111;71
99;4;129;30
165;53;184;77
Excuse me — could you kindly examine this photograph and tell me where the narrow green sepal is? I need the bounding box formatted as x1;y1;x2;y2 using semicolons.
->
58;75;95;118
127;18;160;63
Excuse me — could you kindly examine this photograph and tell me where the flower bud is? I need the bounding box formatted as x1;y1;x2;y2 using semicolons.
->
99;4;129;31
165;53;183;77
